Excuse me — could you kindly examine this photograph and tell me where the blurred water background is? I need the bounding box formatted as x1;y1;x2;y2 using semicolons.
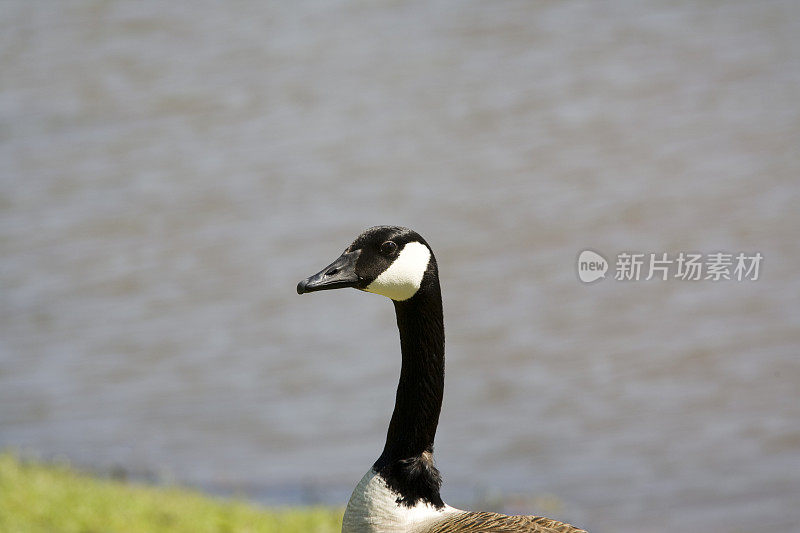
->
2;1;799;532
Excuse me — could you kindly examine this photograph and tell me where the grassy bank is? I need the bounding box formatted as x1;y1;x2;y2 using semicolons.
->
0;453;343;532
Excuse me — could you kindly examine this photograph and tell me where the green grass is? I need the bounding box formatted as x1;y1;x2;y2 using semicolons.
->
0;453;343;533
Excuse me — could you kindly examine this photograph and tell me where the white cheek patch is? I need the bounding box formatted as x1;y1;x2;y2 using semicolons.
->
365;241;431;301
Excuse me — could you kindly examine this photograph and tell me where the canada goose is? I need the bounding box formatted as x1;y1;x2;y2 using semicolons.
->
297;226;587;533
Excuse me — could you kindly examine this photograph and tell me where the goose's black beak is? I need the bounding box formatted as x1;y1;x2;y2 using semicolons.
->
297;249;362;294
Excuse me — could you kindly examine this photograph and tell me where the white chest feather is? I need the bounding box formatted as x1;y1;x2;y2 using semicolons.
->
342;469;458;533
365;242;431;301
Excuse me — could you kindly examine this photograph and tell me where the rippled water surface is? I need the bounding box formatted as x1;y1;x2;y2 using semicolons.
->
2;2;799;531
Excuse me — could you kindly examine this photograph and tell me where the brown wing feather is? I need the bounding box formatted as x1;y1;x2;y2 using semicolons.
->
419;511;587;533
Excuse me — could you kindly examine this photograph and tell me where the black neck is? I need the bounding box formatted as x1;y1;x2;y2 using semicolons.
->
373;277;445;508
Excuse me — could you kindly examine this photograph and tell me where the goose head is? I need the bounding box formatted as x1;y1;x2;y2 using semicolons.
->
297;226;436;302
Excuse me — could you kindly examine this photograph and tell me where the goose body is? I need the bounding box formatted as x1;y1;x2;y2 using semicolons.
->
297;226;586;533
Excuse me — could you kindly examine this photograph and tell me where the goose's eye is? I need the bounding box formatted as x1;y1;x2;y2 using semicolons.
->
380;241;398;255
